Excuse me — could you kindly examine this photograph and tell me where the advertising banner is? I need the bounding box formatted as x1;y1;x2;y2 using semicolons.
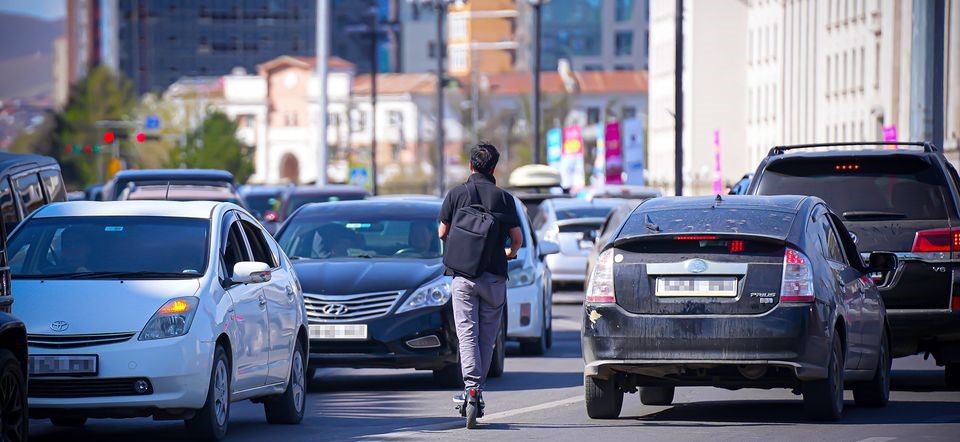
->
713;129;723;195
621;118;645;185
546;128;563;170
561;125;585;191
604;121;623;184
591;123;606;187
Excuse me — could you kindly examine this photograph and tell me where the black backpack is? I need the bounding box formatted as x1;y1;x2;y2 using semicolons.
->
443;181;501;278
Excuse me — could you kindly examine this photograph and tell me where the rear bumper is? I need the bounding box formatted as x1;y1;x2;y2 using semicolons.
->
308;306;458;370
582;302;832;382
887;309;960;361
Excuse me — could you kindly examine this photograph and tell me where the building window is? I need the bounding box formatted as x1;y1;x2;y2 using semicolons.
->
388;110;403;126
584;64;603;71
450;16;467;40
615;31;633;56
614;64;633;71
587;107;601;125
428;41;436;59
622;106;637;120
351;109;367;132
328;112;340;129
450;47;468;72
615;0;634;22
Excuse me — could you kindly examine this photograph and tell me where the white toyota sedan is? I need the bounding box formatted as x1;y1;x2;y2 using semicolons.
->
9;201;308;440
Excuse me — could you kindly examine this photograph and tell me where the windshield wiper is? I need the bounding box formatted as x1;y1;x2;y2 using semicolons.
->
842;211;908;220
62;271;197;280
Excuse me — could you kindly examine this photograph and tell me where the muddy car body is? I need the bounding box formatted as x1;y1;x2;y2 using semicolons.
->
582;195;896;420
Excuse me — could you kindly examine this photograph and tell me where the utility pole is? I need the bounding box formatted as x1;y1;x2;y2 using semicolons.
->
674;0;684;196
530;0;548;165
436;1;446;195
932;0;944;154
316;0;330;186
370;6;380;196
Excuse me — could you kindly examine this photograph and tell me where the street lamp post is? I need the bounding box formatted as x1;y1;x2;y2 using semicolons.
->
370;7;380;196
529;0;549;165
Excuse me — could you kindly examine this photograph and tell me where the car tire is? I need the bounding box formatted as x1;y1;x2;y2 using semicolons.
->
639;386;675;406
853;330;890;407
185;345;231;441
946;364;960;389
433;362;463;388
487;319;506;379
0;349;28;442
803;335;844;421
264;339;307;424
584;375;623;419
50;415;87;427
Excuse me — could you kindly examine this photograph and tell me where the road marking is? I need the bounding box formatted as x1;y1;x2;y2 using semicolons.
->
854;438;895;442
366;395;584;440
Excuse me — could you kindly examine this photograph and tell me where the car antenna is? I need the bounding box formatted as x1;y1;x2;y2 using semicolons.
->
164;181;171;200
713;194;723;208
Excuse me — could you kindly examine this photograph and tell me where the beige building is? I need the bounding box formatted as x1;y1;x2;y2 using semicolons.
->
648;0;749;195
447;0;519;76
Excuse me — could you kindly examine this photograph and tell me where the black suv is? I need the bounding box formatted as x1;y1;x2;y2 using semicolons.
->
750;142;960;387
0;211;28;441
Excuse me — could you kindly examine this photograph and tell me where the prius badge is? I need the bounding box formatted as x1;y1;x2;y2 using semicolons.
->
686;259;708;274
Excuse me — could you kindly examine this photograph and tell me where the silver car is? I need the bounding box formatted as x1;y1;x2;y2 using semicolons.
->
532;199;622;287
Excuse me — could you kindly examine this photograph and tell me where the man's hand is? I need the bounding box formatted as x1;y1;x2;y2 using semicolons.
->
507;226;523;259
438;222;449;241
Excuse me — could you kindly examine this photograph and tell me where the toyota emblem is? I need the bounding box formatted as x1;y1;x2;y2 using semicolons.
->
321;303;349;316
686;259;708;274
50;320;69;332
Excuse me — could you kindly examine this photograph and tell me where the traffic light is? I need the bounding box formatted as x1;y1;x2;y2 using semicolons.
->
103;131;115;144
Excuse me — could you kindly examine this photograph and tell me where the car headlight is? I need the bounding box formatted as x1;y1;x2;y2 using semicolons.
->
507;264;536;288
139;297;200;341
396;277;452;313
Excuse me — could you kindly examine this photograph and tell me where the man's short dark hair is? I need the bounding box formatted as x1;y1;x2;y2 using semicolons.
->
470;143;500;175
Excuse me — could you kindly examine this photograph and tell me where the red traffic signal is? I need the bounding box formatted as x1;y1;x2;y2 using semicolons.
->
103;131;115;144
136;132;146;143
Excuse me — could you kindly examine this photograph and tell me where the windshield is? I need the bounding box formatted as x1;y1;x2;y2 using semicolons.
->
244;194;280;214
756;156;951;220
286;194;365;217
554;206;614;221
278;215;442;259
9;216;209;279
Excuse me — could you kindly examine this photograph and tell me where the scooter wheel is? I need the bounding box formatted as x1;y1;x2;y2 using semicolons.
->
465;402;479;429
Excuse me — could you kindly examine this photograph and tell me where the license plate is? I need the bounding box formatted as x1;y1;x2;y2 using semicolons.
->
28;355;98;376
309;324;368;340
655;277;738;297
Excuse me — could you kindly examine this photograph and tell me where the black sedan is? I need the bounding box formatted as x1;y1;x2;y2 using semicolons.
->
275;200;498;387
582;195;896;421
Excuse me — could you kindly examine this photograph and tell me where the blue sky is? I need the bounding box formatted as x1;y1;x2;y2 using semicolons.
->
0;0;65;20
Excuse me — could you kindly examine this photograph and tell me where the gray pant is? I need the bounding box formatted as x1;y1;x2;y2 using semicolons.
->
452;272;506;390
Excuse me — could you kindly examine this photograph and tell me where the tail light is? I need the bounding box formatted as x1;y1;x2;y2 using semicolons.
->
781;248;815;302
912;227;960;260
952;294;960;311
586;249;616;303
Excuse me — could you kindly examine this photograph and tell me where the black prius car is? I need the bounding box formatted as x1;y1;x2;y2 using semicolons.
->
582;195;897;421
275;200;503;387
750;142;960;387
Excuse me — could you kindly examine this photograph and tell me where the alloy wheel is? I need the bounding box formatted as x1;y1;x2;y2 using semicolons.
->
292;351;305;413
214;359;229;427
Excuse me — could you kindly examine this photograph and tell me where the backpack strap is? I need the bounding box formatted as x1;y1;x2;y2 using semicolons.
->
467;181;483;206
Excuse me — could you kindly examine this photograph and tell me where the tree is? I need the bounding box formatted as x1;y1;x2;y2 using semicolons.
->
167;111;254;183
59;66;137;186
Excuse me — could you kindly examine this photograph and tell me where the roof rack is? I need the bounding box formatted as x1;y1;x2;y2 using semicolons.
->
767;141;937;156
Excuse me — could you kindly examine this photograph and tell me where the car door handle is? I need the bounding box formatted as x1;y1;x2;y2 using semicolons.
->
285;286;295;297
258;295;267;306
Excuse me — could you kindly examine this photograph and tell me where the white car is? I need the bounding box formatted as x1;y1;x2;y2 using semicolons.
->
506;196;560;355
9;201;308;440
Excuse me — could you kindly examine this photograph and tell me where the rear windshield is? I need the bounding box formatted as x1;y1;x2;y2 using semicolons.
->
559;222;603;234
287;194;365;217
244;194;280;214
619;208;796;239
756;156;951;220
554;207;613;221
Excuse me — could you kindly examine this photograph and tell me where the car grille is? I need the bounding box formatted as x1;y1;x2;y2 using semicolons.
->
29;378;153;398
28;332;137;349
304;291;403;323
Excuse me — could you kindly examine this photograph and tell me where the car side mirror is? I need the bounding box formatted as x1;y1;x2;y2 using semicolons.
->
867;252;898;273
232;261;272;284
539;241;560;258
